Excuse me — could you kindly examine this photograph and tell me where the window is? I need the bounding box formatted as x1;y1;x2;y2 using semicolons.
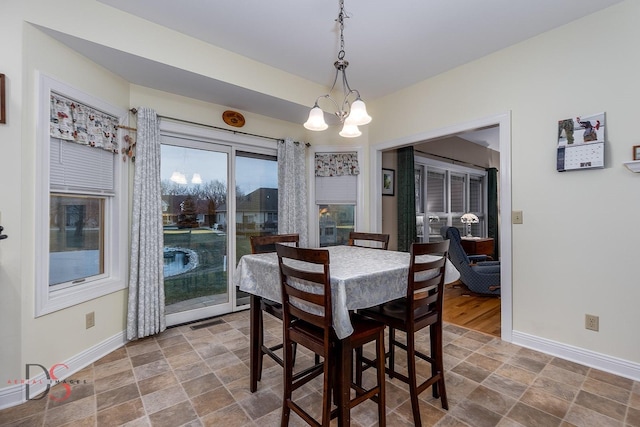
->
416;156;486;241
313;151;361;247
35;74;128;316
49;194;104;287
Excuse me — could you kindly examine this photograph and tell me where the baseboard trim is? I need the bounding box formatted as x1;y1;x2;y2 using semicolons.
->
0;330;127;410
512;330;640;381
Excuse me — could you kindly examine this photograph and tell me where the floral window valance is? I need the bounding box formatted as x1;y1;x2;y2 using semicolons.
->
50;92;119;154
315;152;360;177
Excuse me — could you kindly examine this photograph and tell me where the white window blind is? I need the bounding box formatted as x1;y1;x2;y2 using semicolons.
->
450;174;465;212
426;170;445;212
50;137;115;194
469;176;483;212
315;175;357;204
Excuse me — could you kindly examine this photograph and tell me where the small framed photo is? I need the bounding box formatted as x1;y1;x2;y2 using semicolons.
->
634;145;640;161
382;168;395;196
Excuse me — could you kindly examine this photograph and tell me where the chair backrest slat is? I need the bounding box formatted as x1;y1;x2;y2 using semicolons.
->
348;232;390;250
250;233;299;254
407;240;449;320
276;244;332;333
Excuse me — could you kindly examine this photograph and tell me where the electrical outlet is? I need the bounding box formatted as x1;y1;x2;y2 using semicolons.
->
86;312;95;329
585;314;599;331
512;210;523;224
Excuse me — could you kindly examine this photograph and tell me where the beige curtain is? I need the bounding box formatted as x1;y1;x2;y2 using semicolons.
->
278;139;309;247
126;107;165;340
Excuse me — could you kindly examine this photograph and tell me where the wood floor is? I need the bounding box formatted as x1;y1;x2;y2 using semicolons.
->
443;281;501;337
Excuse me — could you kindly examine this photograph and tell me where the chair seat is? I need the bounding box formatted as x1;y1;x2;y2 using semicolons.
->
360;301;438;333
348;313;386;346
261;299;284;318
440;226;501;296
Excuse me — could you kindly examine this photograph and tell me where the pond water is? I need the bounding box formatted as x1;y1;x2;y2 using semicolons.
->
163;247;198;277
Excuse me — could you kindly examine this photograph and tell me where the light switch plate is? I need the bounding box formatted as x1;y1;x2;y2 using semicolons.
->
512;210;523;224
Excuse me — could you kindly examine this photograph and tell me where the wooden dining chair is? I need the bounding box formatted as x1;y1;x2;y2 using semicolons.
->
348;231;390;250
356;240;450;427
276;244;386;427
249;233;300;387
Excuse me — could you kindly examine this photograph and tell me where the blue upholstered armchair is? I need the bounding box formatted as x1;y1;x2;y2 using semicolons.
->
440;226;501;296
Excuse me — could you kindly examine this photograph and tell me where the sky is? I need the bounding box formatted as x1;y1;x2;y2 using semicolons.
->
160;144;277;194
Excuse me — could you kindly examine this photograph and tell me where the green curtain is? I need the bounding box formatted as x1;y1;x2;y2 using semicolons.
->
486;167;499;258
397;147;416;252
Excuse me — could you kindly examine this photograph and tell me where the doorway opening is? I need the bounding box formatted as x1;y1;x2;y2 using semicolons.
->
371;112;513;342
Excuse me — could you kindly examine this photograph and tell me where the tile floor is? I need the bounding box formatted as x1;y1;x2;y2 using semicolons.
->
1;310;638;427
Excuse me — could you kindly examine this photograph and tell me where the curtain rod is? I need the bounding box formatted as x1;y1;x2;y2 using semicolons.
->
130;108;308;145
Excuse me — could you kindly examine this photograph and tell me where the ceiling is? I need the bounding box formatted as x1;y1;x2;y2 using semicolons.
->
43;0;622;150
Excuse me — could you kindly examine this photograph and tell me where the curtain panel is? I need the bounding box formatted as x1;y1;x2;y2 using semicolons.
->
397;146;416;252
278;139;309;247
127;107;165;340
50;92;119;154
487;167;499;258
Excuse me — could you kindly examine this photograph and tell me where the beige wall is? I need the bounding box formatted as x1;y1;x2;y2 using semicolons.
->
2;0;639;403
371;1;639;362
0;1;27;385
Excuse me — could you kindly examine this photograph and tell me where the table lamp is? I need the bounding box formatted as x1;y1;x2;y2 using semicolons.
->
460;213;479;237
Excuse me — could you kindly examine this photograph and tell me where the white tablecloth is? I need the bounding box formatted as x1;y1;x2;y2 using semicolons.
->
234;245;459;339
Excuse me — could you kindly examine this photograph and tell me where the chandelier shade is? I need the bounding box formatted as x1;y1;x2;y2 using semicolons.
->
170;171;187;185
303;0;371;137
191;173;203;184
303;105;329;131
339;122;361;138
346;98;372;126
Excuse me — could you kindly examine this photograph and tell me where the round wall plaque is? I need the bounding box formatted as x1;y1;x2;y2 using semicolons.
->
222;110;245;127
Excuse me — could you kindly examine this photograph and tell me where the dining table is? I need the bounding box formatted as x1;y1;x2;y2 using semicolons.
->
233;244;460;426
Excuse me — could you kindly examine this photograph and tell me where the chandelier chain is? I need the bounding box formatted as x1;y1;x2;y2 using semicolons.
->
338;0;346;59
303;0;371;137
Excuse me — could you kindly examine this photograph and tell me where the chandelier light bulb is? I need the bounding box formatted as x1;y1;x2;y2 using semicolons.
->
303;106;329;131
339;122;361;138
347;99;371;126
191;173;202;184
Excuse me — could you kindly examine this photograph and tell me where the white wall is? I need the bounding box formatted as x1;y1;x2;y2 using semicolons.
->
370;1;640;364
0;1;27;388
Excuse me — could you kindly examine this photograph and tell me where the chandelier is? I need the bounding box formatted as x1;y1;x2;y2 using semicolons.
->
303;0;371;138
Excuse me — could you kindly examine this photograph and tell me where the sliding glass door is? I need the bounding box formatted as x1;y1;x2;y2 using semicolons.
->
161;137;231;325
234;152;278;307
160;129;279;325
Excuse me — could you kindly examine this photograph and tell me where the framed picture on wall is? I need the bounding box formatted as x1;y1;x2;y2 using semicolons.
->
382;168;395;196
634;145;640;161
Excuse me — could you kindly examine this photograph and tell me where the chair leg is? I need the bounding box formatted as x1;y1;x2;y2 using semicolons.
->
281;339;293;427
430;324;438;399
406;332;422;427
257;310;264;381
388;328;396;379
432;323;448;410
321;354;333;426
354;346;363;386
376;331;386;427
